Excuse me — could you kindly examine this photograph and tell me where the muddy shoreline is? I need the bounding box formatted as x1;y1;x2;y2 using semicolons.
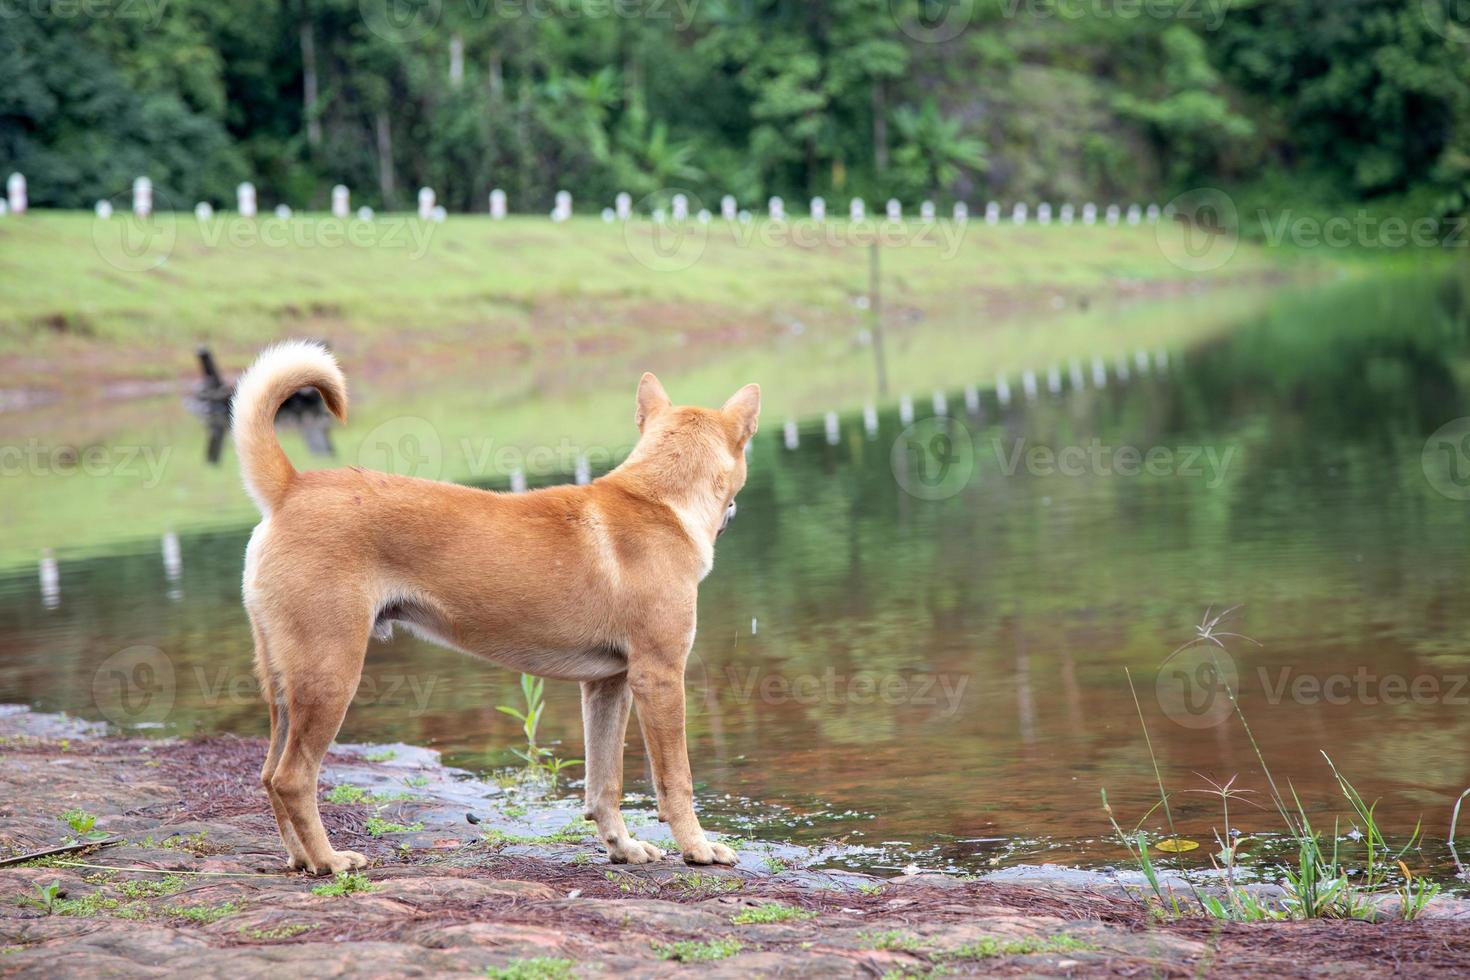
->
1;707;1467;977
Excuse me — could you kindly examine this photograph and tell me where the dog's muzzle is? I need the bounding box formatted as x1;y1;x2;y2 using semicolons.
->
718;501;736;536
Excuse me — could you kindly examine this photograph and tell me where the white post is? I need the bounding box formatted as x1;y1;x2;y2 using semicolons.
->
491;188;507;219
418;186;435;220
849;197;865;221
885;198;902;222
920;200;935;221
1082;202;1096;225
953;201;968;224
1037;202;1052;226
551;190;572;222
356;206;375;221
194;202;214;221
1059;203;1074;225
237;182;256;217
1105;204;1120;226
1145;203;1160;224
95;200;113;219
697;209;710;223
614;192;631;221
331;184;349;219
672;193;688;221
985;201;1000;225
274;204;292;219
1126;203;1141;226
601;208;615;222
132;176;152;217
810;196;826;221
1011;202;1028;225
768;196;784;221
721;195;737;221
6;173;26;215
430;204;446;223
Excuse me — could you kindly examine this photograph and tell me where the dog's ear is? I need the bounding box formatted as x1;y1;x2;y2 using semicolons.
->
635;372;672;431
723;383;761;445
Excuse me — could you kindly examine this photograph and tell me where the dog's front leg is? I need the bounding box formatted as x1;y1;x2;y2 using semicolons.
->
581;674;665;864
629;654;736;866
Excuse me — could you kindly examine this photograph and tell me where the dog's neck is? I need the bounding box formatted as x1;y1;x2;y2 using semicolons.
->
604;462;722;576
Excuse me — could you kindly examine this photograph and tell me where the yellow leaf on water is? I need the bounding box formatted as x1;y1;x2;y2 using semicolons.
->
1154;838;1200;853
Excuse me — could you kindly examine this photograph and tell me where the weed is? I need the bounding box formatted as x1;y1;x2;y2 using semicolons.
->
650;937;742;962
17;881;61;914
670;871;743;896
859;929;924;951
404;775;430;788
167;901;241;924
325;785;370;805
496;674;583;787
311;872;376;897
364;749;397;762
485;958;577;980
731;903;815;924
117;876;184;899
857;882;885;896
939;935;1093;959
364;817;424;837
241;922;315;940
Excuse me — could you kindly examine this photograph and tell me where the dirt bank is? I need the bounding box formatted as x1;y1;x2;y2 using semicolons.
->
1;707;1466;978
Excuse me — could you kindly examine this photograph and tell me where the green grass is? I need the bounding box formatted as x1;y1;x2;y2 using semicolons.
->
363;817;424;837
858;929;925;951
310;872;376;897
731;902;816;925
649;937;743;962
938;935;1094;959
481;822;592;847
241;922;315;940
115;876;184;899
670;871;743;896
485;958;577;980
167;900;242;924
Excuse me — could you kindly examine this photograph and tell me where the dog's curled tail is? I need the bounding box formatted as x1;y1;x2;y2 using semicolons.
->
232;340;348;513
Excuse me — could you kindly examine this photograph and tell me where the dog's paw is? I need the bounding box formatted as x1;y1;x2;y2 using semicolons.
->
286;854;310;872
608;838;666;865
304;849;369;876
681;839;738;866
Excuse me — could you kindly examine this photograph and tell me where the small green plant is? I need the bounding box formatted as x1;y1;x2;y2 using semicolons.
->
939;935;1093;959
60;808;105;840
242;922;315;940
762;855;792;873
730;903;815;925
365;817;424;837
858;929;924;951
650;937;742;962
311;872;377;897
496;673;582;786
117;875;184;899
325;785;370;805
364;749;397;762
167;901;241;924
857;882;885;897
17;880;62;914
403;775;429;788
670;871;743;896
485;957;577;980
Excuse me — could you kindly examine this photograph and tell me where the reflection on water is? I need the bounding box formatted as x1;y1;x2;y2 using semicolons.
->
3;272;1469;883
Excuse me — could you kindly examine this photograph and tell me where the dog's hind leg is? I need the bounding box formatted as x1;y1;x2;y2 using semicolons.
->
266;615;372;876
582;673;665;864
253;618;309;869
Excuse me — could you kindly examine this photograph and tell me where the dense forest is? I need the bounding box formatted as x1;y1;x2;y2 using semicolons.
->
2;0;1468;220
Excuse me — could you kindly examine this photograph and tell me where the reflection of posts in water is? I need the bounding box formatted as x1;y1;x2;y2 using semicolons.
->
162;530;182;603
39;548;59;610
868;243;888;397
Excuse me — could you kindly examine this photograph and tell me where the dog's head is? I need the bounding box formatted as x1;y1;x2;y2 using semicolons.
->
631;373;761;535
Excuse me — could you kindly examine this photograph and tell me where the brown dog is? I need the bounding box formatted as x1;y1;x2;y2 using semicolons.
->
234;341;759;874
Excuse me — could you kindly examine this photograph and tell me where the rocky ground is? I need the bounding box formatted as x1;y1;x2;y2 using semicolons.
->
1;706;1468;978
